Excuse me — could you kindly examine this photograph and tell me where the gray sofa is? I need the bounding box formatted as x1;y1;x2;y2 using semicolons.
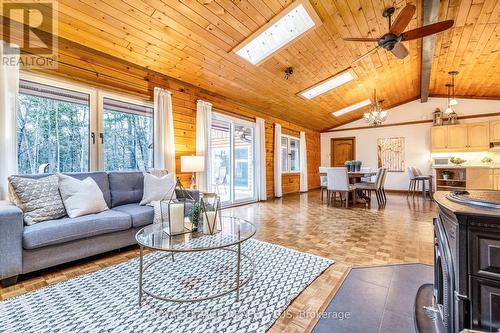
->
0;171;199;287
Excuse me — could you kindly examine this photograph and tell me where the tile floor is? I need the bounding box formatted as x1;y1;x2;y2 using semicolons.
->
313;263;433;333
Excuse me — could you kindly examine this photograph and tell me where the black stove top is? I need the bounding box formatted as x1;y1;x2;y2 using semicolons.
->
446;190;500;209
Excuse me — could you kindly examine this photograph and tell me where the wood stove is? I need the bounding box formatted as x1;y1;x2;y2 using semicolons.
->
417;191;500;333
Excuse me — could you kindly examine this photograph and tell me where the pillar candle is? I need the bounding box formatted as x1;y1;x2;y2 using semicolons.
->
169;203;185;234
203;211;217;235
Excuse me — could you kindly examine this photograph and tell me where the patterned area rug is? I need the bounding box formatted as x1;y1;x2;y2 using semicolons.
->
1;239;333;333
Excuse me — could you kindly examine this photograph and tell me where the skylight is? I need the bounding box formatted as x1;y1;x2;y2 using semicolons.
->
233;0;321;65
332;99;372;117
300;70;356;99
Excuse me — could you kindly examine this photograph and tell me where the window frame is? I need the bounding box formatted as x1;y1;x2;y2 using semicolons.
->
18;72;154;173
281;134;301;174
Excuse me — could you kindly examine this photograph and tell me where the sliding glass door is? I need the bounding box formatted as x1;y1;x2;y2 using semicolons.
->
209;113;256;205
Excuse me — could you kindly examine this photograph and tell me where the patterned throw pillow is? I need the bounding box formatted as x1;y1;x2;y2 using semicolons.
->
8;175;67;225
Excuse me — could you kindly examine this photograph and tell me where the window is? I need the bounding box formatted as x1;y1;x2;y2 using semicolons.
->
281;135;300;173
16;75;154;174
17;79;91;174
103;97;153;171
232;0;321;65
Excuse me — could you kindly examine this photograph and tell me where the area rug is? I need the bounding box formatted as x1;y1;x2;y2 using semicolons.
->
0;239;333;333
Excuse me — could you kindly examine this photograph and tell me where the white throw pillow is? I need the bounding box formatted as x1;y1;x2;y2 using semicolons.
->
140;173;176;205
58;174;109;218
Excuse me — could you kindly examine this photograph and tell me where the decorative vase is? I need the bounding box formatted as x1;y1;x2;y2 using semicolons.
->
355;164;361;172
443;174;449;180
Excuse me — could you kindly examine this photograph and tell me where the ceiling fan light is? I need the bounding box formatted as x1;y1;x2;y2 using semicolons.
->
449;98;458;106
380;111;388;118
445;107;453;114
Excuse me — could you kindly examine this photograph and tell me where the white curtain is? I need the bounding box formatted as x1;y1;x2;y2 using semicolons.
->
196;100;212;192
153;87;175;173
0;42;19;200
299;131;308;192
255;117;267;201
274;123;282;198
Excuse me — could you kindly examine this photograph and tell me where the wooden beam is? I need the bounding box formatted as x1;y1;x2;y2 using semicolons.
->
420;0;440;103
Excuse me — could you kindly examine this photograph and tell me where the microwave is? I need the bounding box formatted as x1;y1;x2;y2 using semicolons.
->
432;157;451;166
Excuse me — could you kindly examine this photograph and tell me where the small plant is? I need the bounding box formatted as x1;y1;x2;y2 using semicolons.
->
481;156;493;164
450;157;466;165
442;170;452;180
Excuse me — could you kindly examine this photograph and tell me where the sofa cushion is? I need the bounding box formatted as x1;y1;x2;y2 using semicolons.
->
112;204;154;228
108;172;144;208
14;172;112;208
23;210;131;250
8;175;66;225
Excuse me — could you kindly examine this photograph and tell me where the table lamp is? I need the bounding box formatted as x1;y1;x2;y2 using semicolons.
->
181;155;205;189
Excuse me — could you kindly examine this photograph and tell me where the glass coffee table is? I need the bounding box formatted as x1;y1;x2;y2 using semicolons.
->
135;216;256;305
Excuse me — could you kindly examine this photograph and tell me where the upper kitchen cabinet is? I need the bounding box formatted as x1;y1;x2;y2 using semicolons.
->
467;122;490;149
490;121;500;142
431;126;448;150
431;121;491;152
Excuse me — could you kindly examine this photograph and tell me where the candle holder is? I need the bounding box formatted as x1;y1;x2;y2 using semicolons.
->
200;192;221;235
160;177;197;236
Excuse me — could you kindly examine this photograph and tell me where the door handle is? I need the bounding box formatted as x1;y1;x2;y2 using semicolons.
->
99;133;104;144
91;132;96;144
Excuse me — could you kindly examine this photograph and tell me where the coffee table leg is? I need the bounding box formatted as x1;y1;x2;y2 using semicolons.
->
139;245;143;306
236;243;241;302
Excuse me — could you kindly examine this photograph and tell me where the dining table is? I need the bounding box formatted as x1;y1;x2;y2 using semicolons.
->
320;170;378;204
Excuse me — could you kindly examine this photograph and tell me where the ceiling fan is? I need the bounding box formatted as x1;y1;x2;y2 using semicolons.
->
343;4;454;62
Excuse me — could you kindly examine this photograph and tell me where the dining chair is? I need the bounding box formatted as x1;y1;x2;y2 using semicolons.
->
408;167;432;199
319;166;328;202
380;168;388;204
326;167;356;208
359;166;372;183
354;168;386;207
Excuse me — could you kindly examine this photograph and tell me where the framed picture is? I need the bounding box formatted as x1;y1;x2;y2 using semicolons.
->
377;137;405;172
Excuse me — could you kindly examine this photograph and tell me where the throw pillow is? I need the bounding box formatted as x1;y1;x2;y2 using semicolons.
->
8;175;67;225
58;174;109;218
140;173;176;205
147;168;169;178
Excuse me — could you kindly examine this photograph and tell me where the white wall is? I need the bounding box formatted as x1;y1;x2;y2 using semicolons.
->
320;97;500;190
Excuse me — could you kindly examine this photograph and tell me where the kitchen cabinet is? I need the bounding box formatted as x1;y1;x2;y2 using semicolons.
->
447;125;468;149
467;122;490;149
431;121;491;152
431;126;448;150
493;169;500;190
490;121;500;142
466;168;493;190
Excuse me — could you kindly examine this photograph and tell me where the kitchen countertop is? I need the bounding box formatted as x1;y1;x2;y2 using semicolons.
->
432;165;498;169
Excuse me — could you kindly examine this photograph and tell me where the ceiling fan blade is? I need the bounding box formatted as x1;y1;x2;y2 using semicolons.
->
343;37;379;42
390;42;409;59
352;46;380;64
401;20;454;41
390;4;416;36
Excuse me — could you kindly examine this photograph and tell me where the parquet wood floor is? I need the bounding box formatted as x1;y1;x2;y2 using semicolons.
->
0;190;437;332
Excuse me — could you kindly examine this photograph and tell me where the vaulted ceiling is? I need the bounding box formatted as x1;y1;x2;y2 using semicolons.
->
11;0;500;130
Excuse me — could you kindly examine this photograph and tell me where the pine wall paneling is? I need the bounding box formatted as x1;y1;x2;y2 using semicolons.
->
18;35;320;198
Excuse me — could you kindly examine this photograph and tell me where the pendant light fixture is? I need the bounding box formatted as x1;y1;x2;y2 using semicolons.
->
449;71;459;106
445;71;459;114
363;89;387;126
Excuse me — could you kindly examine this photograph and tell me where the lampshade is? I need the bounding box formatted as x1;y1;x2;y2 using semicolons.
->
181;156;205;173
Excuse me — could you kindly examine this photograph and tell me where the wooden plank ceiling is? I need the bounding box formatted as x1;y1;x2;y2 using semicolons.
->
22;0;500;130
